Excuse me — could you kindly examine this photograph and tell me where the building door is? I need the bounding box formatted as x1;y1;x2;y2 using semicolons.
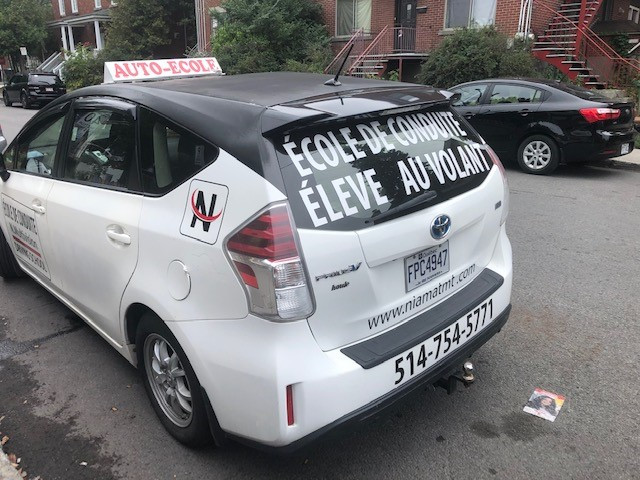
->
395;0;417;52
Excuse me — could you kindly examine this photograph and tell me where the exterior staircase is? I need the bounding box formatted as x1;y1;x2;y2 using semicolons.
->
324;25;419;78
533;0;640;88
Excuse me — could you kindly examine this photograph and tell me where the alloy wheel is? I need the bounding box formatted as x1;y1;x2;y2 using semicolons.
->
143;333;193;427
522;140;552;170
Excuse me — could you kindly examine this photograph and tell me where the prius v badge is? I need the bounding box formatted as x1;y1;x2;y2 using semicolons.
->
431;214;451;240
315;262;362;282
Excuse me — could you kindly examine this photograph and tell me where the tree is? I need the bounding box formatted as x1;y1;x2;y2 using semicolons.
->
104;0;196;59
211;0;332;75
0;0;50;69
417;27;538;88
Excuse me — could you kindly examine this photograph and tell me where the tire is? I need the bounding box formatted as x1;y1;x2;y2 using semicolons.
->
136;312;213;447
3;91;11;107
0;228;25;279
20;92;30;109
517;135;560;175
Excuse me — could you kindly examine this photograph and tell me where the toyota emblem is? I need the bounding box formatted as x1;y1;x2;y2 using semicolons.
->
431;214;451;240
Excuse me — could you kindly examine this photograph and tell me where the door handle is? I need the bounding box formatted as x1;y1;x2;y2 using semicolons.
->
106;228;131;245
464;113;475;119
518;109;530;116
31;200;45;214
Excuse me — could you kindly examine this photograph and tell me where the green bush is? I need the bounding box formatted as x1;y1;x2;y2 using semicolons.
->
61;46;105;90
211;0;332;75
417;27;538;88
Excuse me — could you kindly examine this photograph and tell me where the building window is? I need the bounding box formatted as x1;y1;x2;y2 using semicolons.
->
95;0;101;8
58;0;65;16
336;0;372;36
629;6;640;24
71;0;78;13
446;0;496;28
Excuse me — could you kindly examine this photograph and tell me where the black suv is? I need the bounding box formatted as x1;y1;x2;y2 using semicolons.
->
3;73;66;109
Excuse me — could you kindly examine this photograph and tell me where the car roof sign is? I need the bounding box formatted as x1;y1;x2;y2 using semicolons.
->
103;57;223;84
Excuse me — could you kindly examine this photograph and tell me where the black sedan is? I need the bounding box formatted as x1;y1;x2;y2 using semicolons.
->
449;78;636;174
3;72;66;109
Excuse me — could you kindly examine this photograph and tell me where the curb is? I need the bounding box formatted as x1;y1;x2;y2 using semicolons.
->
0;444;22;480
586;158;640;172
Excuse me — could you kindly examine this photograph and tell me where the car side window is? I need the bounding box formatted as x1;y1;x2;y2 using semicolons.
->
64;109;135;188
452;84;488;107
139;108;218;195
489;84;542;104
14;113;66;175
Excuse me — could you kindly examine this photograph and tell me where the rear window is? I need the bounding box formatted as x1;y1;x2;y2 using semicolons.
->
29;74;61;85
272;106;494;231
551;82;608;101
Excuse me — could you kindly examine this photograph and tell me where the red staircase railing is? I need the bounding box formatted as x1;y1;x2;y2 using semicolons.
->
537;1;640;87
324;28;365;75
347;25;390;75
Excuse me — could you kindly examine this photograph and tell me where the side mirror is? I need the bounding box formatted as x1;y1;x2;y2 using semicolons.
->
0;153;10;182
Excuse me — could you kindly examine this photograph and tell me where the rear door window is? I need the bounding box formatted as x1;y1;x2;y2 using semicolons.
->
64;109;135;188
489;84;543;104
138;108;218;195
271;106;493;231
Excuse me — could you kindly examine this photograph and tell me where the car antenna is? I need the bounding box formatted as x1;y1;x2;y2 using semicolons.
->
324;43;355;87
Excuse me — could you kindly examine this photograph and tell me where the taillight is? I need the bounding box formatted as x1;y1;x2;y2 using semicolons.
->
227;203;314;321
487;146;509;225
579;107;621;123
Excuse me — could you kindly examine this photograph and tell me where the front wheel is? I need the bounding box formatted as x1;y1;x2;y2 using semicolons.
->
0;229;25;279
136;313;213;447
20;92;30;109
517;135;560;175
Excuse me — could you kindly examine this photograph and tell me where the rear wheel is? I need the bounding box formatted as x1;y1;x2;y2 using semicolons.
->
0;229;25;279
517;135;559;175
3;91;11;107
136;312;213;447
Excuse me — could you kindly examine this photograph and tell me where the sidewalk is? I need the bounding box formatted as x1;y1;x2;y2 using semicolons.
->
0;443;21;480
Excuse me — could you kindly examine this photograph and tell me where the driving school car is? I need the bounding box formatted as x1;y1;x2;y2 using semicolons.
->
0;59;512;451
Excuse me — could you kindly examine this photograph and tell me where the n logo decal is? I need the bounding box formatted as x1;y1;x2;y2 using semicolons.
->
180;180;228;244
190;190;222;232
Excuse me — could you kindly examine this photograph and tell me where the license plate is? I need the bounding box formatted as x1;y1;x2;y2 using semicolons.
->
621;143;630;155
405;241;449;292
393;298;494;386
45;87;53;92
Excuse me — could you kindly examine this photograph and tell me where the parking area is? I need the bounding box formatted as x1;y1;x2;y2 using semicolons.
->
0;104;639;479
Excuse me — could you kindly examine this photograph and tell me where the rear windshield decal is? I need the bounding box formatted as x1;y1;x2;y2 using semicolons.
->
2;195;50;279
277;110;492;229
180;180;228;244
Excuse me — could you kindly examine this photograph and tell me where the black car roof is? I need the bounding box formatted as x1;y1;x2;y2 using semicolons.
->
51;72;449;179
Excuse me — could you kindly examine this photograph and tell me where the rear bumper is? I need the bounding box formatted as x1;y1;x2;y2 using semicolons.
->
236;303;511;454
169;227;512;450
563;127;636;162
25;92;64;103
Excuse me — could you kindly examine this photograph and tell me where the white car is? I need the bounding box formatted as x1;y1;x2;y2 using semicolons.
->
0;65;512;452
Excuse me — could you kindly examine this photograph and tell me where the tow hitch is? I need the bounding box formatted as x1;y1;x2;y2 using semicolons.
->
434;360;475;395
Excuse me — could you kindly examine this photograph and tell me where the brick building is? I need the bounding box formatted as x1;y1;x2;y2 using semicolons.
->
48;0;115;53
44;0;638;87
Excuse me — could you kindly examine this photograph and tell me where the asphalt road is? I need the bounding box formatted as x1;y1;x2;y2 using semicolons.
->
0;103;37;143
0;104;639;479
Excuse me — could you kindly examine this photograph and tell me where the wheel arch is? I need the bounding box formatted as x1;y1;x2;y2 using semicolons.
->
517;129;564;164
124;302;157;347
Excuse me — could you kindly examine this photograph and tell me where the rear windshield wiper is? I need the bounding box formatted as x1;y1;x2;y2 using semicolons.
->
367;190;438;224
